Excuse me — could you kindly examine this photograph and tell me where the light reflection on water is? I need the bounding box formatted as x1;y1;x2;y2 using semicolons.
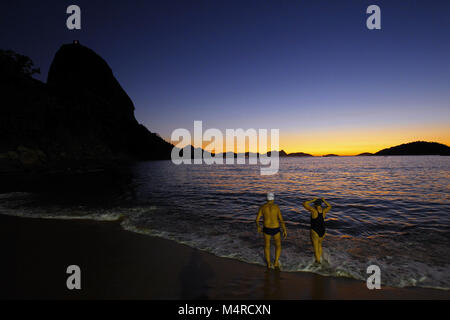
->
126;156;449;236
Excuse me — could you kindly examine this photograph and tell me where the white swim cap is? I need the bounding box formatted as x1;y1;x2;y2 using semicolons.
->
267;192;274;201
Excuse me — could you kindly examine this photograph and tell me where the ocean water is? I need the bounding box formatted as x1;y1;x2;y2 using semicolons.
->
1;156;449;290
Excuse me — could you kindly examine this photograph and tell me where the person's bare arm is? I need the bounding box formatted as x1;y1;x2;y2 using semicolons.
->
322;198;332;214
277;206;287;239
302;198;317;212
256;206;263;233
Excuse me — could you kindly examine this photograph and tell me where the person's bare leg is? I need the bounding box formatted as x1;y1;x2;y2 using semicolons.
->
264;233;272;269
310;230;321;263
273;233;281;269
318;236;324;261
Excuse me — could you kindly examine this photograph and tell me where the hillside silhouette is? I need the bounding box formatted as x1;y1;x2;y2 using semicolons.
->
0;43;172;172
375;141;449;156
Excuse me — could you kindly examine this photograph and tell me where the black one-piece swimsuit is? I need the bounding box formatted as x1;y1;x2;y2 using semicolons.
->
311;209;326;237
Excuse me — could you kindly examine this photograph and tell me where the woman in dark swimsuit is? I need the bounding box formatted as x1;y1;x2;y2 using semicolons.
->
302;198;332;263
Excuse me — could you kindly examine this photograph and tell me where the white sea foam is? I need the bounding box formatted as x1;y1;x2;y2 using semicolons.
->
1;204;448;291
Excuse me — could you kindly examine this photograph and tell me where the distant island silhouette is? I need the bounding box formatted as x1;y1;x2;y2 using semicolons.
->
286;152;313;157
1;44;449;173
374;141;449;156
174;141;449;159
322;154;339;157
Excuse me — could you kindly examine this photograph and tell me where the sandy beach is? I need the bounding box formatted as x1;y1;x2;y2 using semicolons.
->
0;214;448;300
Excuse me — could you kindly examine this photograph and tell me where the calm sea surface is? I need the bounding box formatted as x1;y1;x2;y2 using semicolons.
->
1;156;449;289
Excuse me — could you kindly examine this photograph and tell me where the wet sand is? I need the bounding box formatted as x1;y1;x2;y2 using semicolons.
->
0;214;448;300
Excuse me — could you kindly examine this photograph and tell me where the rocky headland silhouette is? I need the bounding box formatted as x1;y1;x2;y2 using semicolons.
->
0;43;172;173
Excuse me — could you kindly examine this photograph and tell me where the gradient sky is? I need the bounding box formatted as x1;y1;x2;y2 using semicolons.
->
1;0;449;155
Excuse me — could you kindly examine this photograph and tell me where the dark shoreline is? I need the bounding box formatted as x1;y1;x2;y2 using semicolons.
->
0;214;448;300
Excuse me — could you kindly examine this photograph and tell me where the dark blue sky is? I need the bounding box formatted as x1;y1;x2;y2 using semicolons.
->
1;0;449;154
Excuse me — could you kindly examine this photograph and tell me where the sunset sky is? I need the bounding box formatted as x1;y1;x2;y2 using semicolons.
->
2;0;449;155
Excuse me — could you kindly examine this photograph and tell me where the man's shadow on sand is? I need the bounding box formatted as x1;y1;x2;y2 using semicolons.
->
179;250;213;299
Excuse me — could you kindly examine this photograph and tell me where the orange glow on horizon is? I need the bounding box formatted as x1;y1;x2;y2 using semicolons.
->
168;123;450;156
280;123;450;156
